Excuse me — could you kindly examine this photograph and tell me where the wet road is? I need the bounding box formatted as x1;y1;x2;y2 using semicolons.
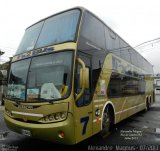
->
0;96;160;151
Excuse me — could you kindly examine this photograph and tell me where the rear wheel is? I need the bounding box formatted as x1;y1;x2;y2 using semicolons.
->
146;98;151;111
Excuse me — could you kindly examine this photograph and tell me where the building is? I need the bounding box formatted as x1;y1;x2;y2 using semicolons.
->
0;61;11;105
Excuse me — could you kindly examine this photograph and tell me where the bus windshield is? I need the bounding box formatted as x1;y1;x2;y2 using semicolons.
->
7;51;73;102
16;9;80;55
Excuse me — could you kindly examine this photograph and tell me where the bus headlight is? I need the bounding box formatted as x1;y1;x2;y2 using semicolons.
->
39;112;67;123
60;112;66;119
49;114;54;121
54;113;61;120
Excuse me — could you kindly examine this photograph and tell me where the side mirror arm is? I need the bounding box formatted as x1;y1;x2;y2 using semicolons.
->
75;58;88;101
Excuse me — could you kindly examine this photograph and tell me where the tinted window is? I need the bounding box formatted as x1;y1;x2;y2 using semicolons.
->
16;9;80;55
7;59;31;101
130;49;138;67
92;54;105;69
7;51;73;103
137;55;144;69
120;39;131;62
16;22;44;54
149;64;153;74
143;59;147;71
92;54;104;94
107;73;145;98
27;51;73;102
105;27;120;56
81;12;105;50
36;10;80;48
143;59;153;74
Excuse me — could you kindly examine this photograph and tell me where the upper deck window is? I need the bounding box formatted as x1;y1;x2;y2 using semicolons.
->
80;12;105;50
16;9;81;55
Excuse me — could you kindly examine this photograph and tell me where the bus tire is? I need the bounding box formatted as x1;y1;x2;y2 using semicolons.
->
101;106;113;137
146;98;150;111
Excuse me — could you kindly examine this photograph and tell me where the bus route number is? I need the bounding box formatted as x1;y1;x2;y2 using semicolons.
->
80;116;89;135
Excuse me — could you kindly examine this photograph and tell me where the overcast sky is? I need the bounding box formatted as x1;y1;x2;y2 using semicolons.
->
0;0;160;73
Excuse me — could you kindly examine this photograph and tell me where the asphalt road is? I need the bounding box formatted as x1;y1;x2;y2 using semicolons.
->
0;96;160;151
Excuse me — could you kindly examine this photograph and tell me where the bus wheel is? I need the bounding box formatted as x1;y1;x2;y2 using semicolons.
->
101;106;112;137
146;99;150;111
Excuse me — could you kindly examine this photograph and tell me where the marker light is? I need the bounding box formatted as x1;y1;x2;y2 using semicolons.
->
58;131;65;138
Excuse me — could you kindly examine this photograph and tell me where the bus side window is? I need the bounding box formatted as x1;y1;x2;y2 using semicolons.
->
107;73;145;98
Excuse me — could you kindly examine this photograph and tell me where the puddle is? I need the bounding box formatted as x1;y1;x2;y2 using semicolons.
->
155;128;160;134
132;119;140;122
0;131;9;140
155;138;160;141
142;127;160;135
142;125;148;129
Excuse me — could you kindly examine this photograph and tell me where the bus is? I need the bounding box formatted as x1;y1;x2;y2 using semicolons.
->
4;7;154;144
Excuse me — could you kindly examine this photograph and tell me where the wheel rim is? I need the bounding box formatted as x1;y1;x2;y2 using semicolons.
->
147;101;150;111
102;111;110;131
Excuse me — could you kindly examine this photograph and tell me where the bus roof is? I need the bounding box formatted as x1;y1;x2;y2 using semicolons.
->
26;6;153;71
26;7;84;30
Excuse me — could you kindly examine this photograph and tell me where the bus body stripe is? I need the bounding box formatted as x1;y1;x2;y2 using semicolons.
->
115;102;146;115
11;111;43;117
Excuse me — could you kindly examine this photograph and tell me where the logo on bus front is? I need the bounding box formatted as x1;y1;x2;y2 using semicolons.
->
17;105;33;110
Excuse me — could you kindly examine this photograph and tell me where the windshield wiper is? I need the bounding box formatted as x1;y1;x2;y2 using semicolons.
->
9;97;24;102
39;98;54;104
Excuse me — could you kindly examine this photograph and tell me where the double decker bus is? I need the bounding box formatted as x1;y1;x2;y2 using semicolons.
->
4;7;154;144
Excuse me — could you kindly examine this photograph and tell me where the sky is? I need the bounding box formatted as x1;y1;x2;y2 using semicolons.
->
0;0;160;73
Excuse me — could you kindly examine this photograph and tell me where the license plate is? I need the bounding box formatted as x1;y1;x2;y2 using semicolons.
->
21;129;31;136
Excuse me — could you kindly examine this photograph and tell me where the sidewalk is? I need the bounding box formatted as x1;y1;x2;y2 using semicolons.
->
0;106;4;112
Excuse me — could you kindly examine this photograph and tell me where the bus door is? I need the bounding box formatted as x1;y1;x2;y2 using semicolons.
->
74;52;93;143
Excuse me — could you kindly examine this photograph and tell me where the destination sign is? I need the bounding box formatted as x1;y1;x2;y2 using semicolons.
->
12;47;54;62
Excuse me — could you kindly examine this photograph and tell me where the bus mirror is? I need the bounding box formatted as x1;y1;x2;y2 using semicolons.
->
76;58;89;101
80;67;89;89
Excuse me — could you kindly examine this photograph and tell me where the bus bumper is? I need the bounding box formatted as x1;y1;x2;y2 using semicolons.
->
4;113;75;145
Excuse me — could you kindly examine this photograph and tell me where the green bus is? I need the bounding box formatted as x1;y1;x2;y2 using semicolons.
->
4;7;154;144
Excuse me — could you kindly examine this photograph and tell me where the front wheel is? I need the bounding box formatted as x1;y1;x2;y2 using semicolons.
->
101;106;112;137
